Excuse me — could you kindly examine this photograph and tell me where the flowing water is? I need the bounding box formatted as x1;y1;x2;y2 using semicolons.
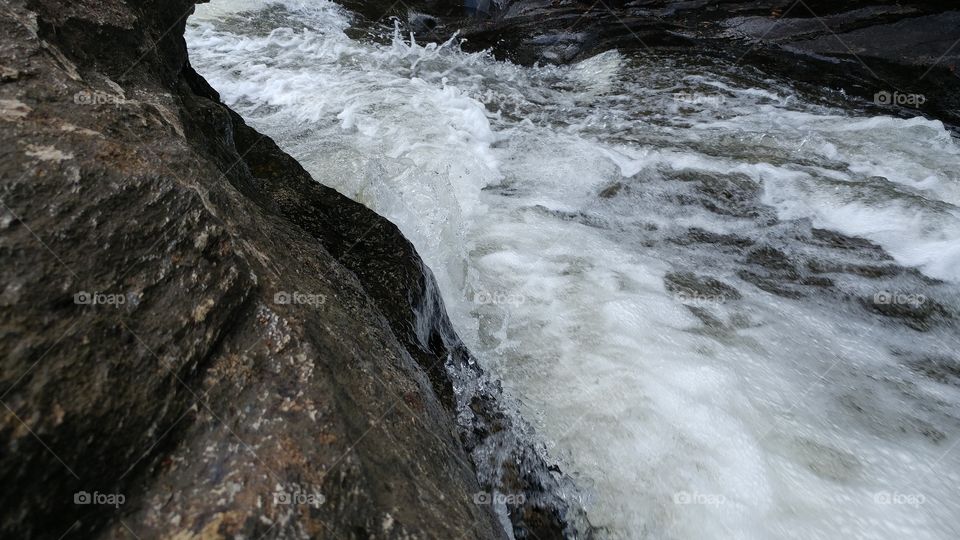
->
187;1;960;537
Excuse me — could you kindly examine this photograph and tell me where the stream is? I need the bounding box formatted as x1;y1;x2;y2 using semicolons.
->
187;1;960;537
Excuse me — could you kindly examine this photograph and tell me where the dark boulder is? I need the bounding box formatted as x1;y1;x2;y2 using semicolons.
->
394;0;960;127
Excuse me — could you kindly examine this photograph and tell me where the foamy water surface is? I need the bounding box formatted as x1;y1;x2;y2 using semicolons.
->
188;2;960;537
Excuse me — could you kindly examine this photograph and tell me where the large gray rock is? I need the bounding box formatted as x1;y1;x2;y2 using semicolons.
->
0;0;583;538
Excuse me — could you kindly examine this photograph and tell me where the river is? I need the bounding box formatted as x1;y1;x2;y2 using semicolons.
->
187;1;960;537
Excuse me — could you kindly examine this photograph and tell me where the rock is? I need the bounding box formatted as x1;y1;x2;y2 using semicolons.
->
806;228;890;255
685;172;763;219
668;227;755;249
598;182;625;199
859;293;951;332
806;259;902;279
684;305;726;329
0;1;584;538
394;0;960;128
664;271;742;302
0;65;22;81
738;246;810;298
408;12;441;34
903;355;960;386
746;246;800;278
660;1;960;128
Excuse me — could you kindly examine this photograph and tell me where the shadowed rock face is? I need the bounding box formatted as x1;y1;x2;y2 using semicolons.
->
0;0;584;538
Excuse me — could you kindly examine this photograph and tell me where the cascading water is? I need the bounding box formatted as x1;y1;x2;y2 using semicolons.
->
187;1;960;537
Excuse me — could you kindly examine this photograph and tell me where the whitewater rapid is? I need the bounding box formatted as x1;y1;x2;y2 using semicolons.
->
188;1;960;538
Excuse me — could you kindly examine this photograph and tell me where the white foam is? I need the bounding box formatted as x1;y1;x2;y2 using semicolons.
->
188;2;960;538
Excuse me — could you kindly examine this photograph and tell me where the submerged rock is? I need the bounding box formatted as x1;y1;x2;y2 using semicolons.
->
860;293;952;332
664;271;742;302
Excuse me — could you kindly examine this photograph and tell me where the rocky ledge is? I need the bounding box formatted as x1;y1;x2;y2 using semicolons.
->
0;1;585;538
382;0;960;129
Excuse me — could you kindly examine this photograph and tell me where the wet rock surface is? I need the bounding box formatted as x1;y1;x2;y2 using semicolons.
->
592;144;956;336
378;0;960;129
664;271;742;302
0;0;585;538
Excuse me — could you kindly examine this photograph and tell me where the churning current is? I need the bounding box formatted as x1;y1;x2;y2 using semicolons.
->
187;1;960;538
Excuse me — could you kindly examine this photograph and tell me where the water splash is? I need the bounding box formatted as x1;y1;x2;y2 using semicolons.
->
189;1;960;537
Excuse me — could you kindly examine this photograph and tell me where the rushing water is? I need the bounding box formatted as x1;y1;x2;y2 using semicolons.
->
187;1;960;538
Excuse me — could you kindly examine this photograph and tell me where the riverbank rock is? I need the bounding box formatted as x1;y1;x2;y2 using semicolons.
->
0;1;583;538
389;0;960;128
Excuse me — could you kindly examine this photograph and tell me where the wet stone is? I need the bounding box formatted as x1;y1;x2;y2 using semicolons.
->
745;246;800;278
808;228;890;255
859;295;952;332
598;182;625;198
737;270;805;299
806;259;904;279
685;305;726;328
665;271;742;301
669;227;755;248
904;355;960;386
693;173;763;218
